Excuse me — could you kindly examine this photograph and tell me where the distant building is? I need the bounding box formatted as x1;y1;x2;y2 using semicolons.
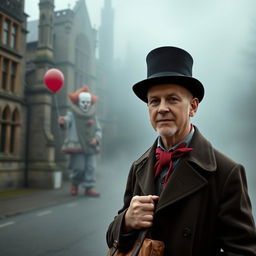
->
0;0;115;190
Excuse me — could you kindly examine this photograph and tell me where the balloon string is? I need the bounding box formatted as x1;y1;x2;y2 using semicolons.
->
53;94;62;141
54;94;60;117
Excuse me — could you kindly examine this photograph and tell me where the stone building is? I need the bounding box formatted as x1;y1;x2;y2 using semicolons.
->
0;0;28;190
0;0;114;190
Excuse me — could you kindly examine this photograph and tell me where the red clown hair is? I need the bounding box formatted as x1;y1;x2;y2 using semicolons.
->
68;85;98;105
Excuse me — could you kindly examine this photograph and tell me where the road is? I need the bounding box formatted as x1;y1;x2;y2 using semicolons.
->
0;157;129;256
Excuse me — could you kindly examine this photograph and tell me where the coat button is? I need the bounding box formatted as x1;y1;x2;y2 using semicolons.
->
183;227;192;238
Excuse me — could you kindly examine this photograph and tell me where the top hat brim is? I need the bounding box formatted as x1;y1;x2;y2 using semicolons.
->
132;72;204;103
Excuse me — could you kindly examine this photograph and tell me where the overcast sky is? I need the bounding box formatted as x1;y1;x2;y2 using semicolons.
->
25;0;255;57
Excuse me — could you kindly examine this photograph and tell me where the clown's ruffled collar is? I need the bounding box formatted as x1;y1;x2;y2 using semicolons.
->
70;103;96;118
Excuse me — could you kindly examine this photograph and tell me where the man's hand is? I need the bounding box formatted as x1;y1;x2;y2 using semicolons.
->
124;195;159;232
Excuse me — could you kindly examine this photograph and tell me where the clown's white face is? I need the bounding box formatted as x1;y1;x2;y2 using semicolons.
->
78;92;92;112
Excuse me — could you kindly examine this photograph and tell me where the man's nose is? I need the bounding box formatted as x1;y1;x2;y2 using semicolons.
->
158;100;169;113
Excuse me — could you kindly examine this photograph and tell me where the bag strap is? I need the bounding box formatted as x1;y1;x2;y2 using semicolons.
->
109;215;123;256
130;229;149;256
110;228;149;256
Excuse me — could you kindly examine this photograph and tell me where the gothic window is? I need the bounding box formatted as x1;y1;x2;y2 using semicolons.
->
0;106;11;154
0;107;19;154
11;23;17;49
3;19;10;45
10;108;20;153
0;57;19;92
0;15;20;49
10;62;17;92
2;58;9;90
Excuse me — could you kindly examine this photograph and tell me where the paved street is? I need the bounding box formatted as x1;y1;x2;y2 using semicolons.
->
0;157;129;256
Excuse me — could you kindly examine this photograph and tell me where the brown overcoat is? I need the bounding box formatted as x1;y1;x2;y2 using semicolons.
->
106;127;256;255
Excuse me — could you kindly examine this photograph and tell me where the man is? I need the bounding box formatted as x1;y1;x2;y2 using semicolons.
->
58;85;101;197
106;46;256;255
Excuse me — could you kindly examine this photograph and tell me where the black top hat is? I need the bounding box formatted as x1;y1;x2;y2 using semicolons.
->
132;46;204;102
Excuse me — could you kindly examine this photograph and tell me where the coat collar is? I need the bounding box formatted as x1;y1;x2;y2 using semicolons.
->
133;126;217;210
187;126;217;172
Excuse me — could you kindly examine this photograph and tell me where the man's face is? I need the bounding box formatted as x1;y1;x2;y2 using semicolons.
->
147;84;198;144
78;92;92;112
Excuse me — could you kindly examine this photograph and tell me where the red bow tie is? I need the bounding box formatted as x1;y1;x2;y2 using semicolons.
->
154;143;193;185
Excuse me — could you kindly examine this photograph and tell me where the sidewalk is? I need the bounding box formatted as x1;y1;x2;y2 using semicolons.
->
0;182;74;219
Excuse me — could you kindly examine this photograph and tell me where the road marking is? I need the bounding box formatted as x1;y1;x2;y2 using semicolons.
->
37;210;52;217
67;202;78;208
0;221;15;229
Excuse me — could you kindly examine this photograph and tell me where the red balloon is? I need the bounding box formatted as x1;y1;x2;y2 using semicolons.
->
43;68;64;93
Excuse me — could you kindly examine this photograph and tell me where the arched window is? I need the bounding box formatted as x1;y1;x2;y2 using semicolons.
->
10;108;20;153
0;106;11;153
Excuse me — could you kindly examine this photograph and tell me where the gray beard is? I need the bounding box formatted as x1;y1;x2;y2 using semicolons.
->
157;126;177;138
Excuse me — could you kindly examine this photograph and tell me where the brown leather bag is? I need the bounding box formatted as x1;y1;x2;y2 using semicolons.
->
106;230;165;256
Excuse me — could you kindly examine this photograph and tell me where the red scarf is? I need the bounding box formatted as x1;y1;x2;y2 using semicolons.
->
154;143;193;185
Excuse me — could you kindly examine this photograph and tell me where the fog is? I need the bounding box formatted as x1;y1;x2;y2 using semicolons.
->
25;0;256;212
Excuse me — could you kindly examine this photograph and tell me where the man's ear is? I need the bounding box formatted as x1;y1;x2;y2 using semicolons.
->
189;98;199;117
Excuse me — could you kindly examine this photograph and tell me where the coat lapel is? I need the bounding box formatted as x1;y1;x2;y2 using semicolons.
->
135;142;157;196
156;160;207;212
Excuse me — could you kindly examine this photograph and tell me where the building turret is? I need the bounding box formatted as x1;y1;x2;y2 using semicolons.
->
36;0;54;62
26;0;61;189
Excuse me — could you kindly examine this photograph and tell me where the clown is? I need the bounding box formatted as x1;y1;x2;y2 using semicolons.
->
58;85;102;197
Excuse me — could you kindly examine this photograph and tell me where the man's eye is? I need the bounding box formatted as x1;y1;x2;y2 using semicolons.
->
149;99;158;105
169;97;178;102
